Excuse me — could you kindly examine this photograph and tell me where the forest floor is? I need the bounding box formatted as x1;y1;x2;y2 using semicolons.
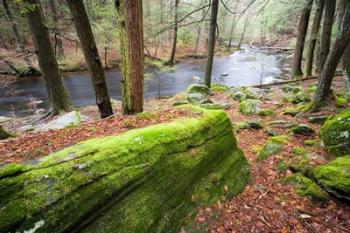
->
1;75;350;232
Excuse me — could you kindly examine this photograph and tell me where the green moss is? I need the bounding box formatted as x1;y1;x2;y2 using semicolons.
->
0;126;13;140
0;107;249;233
277;159;288;173
239;99;260;115
283;92;311;104
199;103;230;110
290;124;314;136
320;109;350;156
308;115;329;124
186;84;211;96
334;94;347;108
256;136;288;161
236;120;263;130
292;147;307;156
304;139;319;146
210;83;230;92
313;155;350;200
282;85;302;93
281;173;329;201
258;108;274;116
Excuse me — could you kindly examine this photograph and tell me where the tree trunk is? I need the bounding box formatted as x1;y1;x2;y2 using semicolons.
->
339;0;350;92
237;16;249;49
291;0;313;78
67;0;113;118
85;0;92;19
305;0;324;76
24;0;73;114
318;0;336;72
312;0;350;110
49;0;65;59
2;0;25;52
204;0;219;87
168;0;179;64
228;0;239;48
115;0;144;115
194;0;208;54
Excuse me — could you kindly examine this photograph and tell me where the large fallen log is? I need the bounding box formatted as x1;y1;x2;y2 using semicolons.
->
0;107;249;233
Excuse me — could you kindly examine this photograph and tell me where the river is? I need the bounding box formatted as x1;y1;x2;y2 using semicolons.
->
0;46;291;116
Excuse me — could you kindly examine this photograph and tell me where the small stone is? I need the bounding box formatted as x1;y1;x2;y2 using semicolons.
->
308;115;328;124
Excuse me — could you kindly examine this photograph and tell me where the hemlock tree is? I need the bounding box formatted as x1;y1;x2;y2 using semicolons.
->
116;0;144;114
312;0;350;111
49;0;65;59
339;0;350;93
305;0;324;76
2;0;26;52
168;0;179;64
24;0;73;115
204;0;219;87
291;0;313;78
318;0;336;72
66;0;113;118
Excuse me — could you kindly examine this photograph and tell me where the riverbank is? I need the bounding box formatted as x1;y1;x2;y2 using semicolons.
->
1;74;349;232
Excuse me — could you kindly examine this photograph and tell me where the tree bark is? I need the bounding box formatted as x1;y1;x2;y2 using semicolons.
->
318;0;336;72
305;0;324;76
168;0;179;64
228;0;239;48
1;0;26;52
204;0;219;87
312;0;350;110
67;0;113;118
49;0;65;59
116;0;144;115
194;0;209;54
24;0;73;114
339;0;350;92
291;0;313;78
237;15;249;49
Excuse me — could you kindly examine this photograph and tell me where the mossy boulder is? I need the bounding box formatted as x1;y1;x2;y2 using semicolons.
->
229;87;263;101
256;135;288;161
308;115;328;124
290;124;314;136
258;108;274;117
186;93;211;104
0;107;249;233
239;99;260;115
282;85;302;93
210;83;230;92
236;120;263;130
313;155;350;200
283;92;310;104
282;173;329;201
334;94;348;108
320;109;350;156
0;126;12;140
186;84;211;96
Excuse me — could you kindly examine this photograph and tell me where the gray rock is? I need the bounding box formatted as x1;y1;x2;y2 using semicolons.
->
186;93;211;104
0;116;12;123
34;111;82;132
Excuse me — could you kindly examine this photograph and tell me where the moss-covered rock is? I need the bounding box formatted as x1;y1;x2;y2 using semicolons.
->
187;84;211;96
0;107;249;233
312;155;350;200
236;120;263;130
186;93;211;104
282;85;302;93
258;108;274;116
199;103;230;110
256;135;288;161
320;109;350;156
290;124;314;136
308;115;328;124
283;92;310;104
210;83;230;92
281;173;329;201
304;139;319;146
0;126;12;140
229;87;263;101
239;99;260;115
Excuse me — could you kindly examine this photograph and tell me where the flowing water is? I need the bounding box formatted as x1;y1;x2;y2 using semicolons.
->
0;46;291;116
